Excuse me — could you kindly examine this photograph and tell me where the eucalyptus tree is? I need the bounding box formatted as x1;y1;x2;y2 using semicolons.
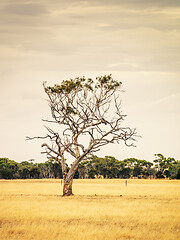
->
153;153;180;178
27;75;137;196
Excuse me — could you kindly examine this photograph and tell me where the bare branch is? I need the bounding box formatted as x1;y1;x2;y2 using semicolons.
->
29;75;138;189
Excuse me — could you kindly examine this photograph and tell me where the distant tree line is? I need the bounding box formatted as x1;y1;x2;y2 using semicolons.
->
0;159;62;179
0;154;179;180
78;154;180;179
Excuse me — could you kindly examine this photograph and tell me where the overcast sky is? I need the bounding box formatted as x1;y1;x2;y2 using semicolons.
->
0;0;180;164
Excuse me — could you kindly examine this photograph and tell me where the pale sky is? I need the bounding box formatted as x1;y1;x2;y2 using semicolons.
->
0;0;180;164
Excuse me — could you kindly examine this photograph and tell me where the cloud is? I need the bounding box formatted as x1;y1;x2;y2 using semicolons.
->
97;13;180;32
108;62;140;71
2;3;49;16
0;0;179;73
86;0;180;8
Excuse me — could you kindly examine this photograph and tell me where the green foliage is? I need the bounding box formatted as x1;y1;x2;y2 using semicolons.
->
153;153;180;178
95;75;122;90
156;171;165;179
0;158;63;179
0;158;19;179
45;75;122;95
0;154;179;179
78;155;179;179
78;156;155;179
176;169;180;179
30;166;40;178
38;159;63;179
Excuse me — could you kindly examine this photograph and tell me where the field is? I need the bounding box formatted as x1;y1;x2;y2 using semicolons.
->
0;179;179;240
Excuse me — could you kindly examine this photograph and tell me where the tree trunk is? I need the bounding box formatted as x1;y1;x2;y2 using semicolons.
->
63;178;73;196
62;160;78;196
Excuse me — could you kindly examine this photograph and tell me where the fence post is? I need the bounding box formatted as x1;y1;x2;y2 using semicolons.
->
125;180;127;186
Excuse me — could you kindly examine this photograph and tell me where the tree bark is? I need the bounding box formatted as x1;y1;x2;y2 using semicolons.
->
63;178;73;196
62;159;79;196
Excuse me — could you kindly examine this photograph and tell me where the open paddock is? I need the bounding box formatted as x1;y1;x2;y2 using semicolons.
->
0;179;179;240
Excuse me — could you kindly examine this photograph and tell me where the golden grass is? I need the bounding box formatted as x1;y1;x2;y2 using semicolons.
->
0;179;179;240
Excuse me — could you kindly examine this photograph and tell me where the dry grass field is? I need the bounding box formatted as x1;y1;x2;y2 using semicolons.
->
0;179;179;240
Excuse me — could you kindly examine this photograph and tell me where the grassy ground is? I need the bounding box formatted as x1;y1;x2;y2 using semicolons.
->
0;179;179;240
